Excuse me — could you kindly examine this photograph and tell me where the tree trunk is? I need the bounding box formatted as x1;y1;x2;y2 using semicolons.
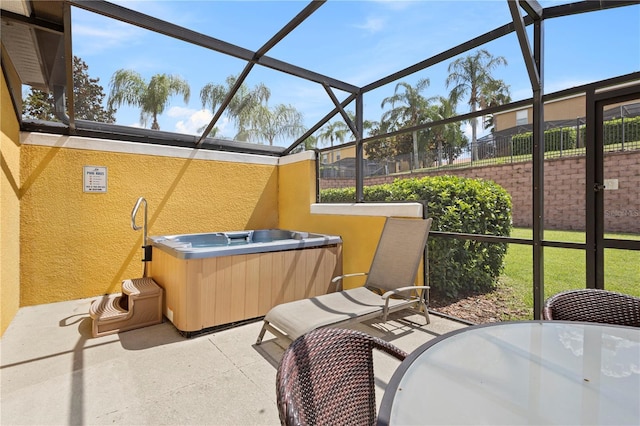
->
471;119;478;161
471;105;478;161
412;130;419;169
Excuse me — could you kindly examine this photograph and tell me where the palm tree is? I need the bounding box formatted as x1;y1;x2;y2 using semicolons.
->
317;120;350;164
479;78;511;131
243;103;305;146
198;80;228;138
108;70;190;130
320;110;374;143
319;118;349;147
299;135;319;152
429;97;454;166
290;135;318;154
200;75;270;139
199;81;227;116
446;49;507;160
380;78;432;169
429;97;468;165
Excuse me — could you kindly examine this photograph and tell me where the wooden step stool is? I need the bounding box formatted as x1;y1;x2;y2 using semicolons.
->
89;277;163;337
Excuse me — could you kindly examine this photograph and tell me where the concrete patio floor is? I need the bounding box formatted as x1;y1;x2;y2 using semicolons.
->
1;297;467;425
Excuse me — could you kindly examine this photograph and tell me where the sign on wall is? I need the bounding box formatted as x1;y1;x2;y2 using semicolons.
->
83;166;108;193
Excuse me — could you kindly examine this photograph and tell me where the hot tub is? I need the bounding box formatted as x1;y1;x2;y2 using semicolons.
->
148;229;342;336
149;229;341;259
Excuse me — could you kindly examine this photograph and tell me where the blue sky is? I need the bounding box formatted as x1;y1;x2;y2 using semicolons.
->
70;1;640;147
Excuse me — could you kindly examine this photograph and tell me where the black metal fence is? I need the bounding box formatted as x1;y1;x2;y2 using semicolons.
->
319;103;640;178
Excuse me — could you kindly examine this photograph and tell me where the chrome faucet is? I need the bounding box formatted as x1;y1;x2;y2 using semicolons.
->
131;197;152;272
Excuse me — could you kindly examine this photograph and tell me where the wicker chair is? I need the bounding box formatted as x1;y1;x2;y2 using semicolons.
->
276;328;407;426
542;289;640;327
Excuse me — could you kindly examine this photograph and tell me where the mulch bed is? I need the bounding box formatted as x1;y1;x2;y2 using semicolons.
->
429;283;532;324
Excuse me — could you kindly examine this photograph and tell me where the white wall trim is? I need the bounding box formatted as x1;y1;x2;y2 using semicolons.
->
310;203;423;218
278;150;315;165
20;132;280;165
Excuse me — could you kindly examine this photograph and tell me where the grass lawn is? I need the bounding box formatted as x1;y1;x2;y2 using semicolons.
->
498;228;640;319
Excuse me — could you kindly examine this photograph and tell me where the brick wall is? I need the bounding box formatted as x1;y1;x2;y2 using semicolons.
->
320;151;640;233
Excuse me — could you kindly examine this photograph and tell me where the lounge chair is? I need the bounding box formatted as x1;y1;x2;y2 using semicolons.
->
256;217;433;345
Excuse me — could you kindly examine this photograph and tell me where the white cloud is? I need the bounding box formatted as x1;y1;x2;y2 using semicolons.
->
169;107;232;137
72;21;144;54
354;17;386;34
172;108;212;135
167;106;197;119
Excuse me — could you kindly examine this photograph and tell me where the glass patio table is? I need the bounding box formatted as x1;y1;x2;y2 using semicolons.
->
378;321;640;425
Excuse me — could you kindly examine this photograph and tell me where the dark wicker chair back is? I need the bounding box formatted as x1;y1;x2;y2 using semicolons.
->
276;328;407;426
542;289;640;327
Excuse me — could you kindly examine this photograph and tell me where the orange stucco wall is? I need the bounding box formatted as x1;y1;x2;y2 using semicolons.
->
494;95;586;131
3;106;419;336
18;135;279;307
278;158;419;289
1;70;21;335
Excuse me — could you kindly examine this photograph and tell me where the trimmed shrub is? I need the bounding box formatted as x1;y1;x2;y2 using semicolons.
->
579;116;640;146
610;116;640;144
320;187;357;202
319;175;512;299
512;126;577;156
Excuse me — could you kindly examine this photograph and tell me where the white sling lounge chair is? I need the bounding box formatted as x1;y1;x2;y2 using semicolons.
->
256;217;433;345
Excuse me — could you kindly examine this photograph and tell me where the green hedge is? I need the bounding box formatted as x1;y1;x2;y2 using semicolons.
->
579;116;640;146
512;127;577;156
320;176;512;299
512;116;640;155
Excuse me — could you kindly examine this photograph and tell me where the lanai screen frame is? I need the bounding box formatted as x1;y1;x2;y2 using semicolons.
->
13;0;640;319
